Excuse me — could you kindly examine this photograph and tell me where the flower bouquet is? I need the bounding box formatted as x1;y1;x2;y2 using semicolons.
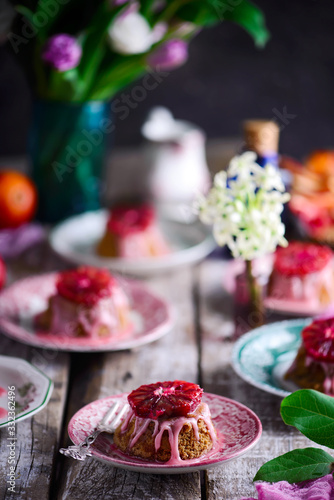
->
197;152;290;331
10;0;269;222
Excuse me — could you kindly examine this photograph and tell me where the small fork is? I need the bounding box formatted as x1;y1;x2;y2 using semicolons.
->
59;401;128;461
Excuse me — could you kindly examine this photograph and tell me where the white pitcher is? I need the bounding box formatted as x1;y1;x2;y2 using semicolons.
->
142;107;211;221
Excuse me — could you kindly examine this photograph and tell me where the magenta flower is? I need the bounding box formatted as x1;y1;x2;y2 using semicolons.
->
147;39;188;70
42;34;82;72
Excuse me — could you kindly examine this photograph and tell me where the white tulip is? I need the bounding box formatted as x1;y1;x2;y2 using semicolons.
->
108;10;166;55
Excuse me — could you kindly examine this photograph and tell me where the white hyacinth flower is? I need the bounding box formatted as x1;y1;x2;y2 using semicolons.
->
196;151;290;261
252;162;285;192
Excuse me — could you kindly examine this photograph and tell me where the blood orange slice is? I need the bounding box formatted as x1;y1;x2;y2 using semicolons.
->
302;317;334;362
128;380;203;419
56;266;114;306
274;241;332;276
107;204;154;236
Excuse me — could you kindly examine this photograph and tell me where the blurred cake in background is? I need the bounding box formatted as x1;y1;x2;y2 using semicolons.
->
285;316;334;395
266;241;334;310
35;266;132;338
286;151;334;243
96;203;170;259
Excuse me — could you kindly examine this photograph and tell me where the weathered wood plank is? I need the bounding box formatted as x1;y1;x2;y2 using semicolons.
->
0;253;70;500
0;336;70;500
56;268;201;500
198;260;315;500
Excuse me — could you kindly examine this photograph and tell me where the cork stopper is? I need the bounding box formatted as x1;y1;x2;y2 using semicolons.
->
243;120;280;156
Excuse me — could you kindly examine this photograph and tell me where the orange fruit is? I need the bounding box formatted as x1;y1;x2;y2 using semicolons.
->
0;171;37;229
306;150;334;175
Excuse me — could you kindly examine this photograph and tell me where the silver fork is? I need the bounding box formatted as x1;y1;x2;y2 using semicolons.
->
59;401;128;461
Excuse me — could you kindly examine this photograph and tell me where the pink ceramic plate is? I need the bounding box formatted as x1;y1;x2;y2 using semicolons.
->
67;392;262;474
0;274;173;352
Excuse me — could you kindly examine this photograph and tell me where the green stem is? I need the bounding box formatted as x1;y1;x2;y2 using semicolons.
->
245;260;264;328
156;0;193;23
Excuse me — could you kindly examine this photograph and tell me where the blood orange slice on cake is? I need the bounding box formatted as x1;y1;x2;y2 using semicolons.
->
274;241;332;276
56;266;114;306
302;317;334;362
128;380;203;419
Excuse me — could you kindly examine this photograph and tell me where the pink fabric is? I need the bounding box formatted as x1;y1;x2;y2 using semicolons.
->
241;475;334;500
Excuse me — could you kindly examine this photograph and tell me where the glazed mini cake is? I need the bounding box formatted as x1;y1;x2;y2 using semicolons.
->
96;204;170;258
266;242;334;309
35;266;131;338
114;380;217;463
285;151;334;243
286;316;334;395
289;192;334;244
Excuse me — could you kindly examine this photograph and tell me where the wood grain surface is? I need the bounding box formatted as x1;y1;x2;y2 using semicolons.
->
56;268;202;500
0;337;70;500
198;260;316;500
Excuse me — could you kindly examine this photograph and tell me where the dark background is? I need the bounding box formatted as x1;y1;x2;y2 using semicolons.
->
1;0;334;159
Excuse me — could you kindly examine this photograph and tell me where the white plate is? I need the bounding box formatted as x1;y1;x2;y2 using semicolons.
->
232;318;312;398
0;274;173;352
67;392;262;474
0;355;53;427
49;210;215;276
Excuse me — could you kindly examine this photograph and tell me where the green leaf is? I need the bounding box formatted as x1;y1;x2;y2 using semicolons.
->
221;0;270;47
90;59;147;101
15;5;35;25
177;0;222;26
254;448;334;484
17;1;69;42
140;0;158;21
77;3;125;100
281;389;334;449
45;68;79;101
177;0;269;47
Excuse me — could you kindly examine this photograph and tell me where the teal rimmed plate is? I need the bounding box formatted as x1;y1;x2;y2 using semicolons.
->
0;355;53;427
232;319;313;398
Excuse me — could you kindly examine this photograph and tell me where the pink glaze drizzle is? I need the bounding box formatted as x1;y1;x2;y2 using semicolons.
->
47;285;131;338
120;402;217;465
0;387;6;397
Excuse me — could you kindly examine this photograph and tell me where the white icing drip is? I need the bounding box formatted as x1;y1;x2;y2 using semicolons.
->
120;402;217;465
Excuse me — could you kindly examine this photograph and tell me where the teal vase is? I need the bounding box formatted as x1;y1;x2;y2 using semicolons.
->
29;100;111;223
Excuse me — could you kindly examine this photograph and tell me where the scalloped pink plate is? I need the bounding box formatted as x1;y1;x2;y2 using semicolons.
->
67;392;262;474
0;274;173;352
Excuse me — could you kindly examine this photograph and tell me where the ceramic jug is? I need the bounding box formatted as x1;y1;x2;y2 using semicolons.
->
142;107;211;221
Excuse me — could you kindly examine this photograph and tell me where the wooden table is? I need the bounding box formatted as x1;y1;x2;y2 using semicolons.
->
0;245;315;500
